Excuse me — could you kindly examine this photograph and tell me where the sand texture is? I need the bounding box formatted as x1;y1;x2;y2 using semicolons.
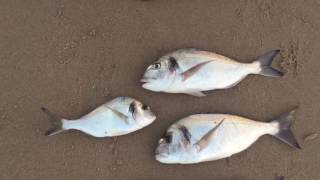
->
0;0;320;179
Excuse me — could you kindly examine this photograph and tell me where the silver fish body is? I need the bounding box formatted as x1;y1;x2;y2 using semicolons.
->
155;110;300;164
43;97;156;137
141;49;282;96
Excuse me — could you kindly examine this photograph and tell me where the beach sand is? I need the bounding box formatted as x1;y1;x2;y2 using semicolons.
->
0;0;319;179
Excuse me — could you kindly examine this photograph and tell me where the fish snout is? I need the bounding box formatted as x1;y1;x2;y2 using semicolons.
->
140;78;150;83
149;112;157;122
155;148;166;159
134;104;157;127
155;142;169;156
155;147;161;156
140;77;151;89
143;106;157;123
155;151;170;163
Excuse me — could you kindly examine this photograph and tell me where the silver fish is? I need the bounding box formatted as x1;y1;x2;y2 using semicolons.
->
42;97;156;137
155;109;300;164
141;48;283;96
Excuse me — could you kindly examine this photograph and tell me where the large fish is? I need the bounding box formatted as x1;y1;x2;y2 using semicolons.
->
155;109;300;164
141;48;283;96
42;97;156;137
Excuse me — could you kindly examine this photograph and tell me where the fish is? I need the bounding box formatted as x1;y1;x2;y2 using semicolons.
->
42;97;156;137
141;48;283;96
155;109;300;164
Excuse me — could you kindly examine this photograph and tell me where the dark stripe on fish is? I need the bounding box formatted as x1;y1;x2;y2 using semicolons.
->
169;56;179;72
129;102;137;121
179;125;191;143
129;102;135;114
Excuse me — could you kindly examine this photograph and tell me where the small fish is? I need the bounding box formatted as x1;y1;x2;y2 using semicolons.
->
141;48;283;96
42;97;156;137
155;109;300;164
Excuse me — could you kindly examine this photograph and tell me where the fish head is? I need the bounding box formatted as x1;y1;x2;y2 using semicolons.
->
155;127;188;164
141;57;175;92
129;100;156;127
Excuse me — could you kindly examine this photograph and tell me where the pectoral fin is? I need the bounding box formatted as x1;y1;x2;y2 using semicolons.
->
181;61;211;81
107;106;130;124
195;119;225;152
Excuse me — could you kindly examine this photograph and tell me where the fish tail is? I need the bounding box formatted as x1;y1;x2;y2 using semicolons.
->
270;108;301;149
41;107;66;136
254;49;283;77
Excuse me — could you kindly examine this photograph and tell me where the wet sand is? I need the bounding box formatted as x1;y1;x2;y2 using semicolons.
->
0;0;320;179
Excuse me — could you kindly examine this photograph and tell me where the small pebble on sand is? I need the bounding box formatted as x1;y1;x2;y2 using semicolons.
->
87;29;97;37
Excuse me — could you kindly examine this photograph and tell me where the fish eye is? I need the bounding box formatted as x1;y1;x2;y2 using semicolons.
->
142;104;149;110
153;63;161;69
164;134;172;143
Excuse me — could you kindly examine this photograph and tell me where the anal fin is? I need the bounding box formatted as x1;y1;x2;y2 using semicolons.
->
185;90;206;97
224;76;246;89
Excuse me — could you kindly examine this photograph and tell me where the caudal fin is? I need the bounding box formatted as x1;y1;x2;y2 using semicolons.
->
271;108;301;149
255;49;283;77
41;107;65;136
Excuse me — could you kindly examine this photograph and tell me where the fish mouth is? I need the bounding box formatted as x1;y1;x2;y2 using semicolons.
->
141;77;158;83
149;113;157;122
141;78;152;89
155;153;169;163
155;152;166;158
140;78;151;83
155;148;168;157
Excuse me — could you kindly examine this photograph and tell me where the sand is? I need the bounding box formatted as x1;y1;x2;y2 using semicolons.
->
0;0;320;179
